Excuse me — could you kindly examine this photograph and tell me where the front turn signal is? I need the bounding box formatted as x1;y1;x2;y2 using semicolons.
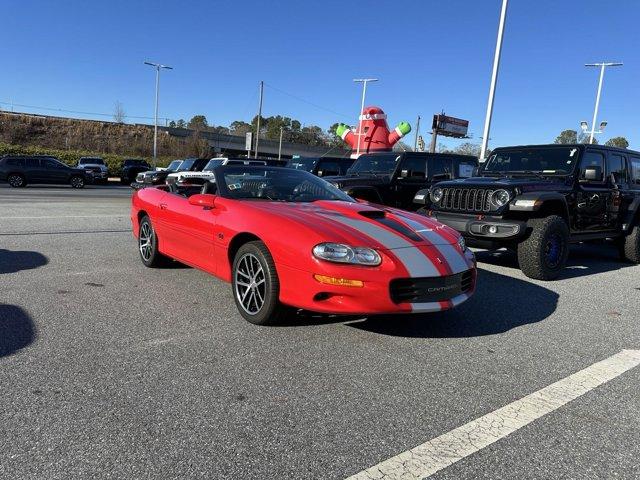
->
313;275;364;288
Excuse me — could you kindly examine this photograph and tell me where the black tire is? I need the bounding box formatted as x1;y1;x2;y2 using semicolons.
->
7;173;26;188
232;241;289;325
70;175;85;189
138;216;165;267
620;224;640;263
517;215;570;280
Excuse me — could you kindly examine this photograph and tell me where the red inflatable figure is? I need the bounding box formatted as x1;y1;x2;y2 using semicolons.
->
335;106;411;158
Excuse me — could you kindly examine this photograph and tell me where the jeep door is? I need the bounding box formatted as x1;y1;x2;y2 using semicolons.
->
393;156;427;209
606;152;633;229
576;150;609;231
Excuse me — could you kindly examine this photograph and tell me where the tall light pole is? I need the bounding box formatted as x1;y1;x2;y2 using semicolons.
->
479;0;508;162
353;78;378;156
414;115;421;151
254;81;264;159
585;62;622;144
144;61;172;167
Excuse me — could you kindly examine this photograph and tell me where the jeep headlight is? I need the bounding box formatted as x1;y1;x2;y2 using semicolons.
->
491;189;511;207
312;243;381;266
430;187;444;203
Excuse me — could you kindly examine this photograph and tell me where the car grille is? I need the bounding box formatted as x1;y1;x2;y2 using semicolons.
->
390;270;474;303
439;188;494;213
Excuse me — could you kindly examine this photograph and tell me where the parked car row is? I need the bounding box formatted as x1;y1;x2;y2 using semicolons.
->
0;154;153;188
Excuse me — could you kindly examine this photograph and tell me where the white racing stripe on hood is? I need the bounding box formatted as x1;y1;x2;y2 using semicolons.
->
318;214;440;277
398;215;470;274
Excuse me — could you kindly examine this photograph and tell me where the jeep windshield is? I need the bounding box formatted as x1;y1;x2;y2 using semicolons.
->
483;147;580;175
347;153;399;175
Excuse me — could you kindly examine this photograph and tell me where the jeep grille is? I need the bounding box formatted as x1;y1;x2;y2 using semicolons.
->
438;188;494;213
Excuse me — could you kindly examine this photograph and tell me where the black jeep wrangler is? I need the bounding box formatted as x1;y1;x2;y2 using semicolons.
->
324;151;477;211
416;144;640;280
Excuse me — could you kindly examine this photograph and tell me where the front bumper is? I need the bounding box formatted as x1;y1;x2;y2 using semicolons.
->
424;211;527;241
276;248;476;315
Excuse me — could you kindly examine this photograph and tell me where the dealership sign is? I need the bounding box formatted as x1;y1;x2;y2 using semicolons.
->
432;114;469;138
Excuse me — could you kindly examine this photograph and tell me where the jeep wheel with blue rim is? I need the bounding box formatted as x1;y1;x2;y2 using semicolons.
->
517;215;569;280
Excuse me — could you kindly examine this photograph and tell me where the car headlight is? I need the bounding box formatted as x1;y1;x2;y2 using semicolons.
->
491;189;511;207
457;236;466;251
312;243;381;266
430;187;444;203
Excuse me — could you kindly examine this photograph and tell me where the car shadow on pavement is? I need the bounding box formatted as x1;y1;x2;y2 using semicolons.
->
474;242;634;279
0;305;36;357
346;268;558;338
0;249;48;274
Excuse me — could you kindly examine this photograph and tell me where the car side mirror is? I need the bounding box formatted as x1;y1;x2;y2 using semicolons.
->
188;193;216;209
582;166;603;182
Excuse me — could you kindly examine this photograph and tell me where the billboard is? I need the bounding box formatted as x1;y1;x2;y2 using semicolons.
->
432;114;469;138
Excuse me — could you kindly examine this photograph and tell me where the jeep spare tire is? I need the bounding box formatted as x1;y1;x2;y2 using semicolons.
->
517;215;570;280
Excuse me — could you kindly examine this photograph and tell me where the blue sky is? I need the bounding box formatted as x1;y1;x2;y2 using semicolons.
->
3;0;639;150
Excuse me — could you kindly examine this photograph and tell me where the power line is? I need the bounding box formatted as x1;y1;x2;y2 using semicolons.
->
263;83;351;120
0;100;171;123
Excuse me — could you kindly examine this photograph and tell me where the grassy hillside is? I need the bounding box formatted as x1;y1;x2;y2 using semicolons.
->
0;113;210;172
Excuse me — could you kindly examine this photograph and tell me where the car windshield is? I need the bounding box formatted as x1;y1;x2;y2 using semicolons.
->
80;158;104;165
178;159;197;171
220;167;355;203
204;159;225;171
347;153;399;174
286;157;317;171
166;160;183;172
483;147;580;174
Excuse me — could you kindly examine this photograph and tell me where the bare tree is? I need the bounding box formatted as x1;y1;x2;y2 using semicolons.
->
113;101;126;123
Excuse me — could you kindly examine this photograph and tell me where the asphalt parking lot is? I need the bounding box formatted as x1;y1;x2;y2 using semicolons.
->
1;183;640;479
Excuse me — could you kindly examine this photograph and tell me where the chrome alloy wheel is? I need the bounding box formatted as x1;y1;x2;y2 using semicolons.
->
139;222;153;261
234;253;266;315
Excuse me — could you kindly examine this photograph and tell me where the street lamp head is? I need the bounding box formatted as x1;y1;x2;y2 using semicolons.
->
144;61;173;70
585;62;623;67
353;78;378;83
599;121;607;130
580;121;588;132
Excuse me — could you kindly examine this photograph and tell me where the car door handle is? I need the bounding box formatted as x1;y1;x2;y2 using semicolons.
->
159;203;167;210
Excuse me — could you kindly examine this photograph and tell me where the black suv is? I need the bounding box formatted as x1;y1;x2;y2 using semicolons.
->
120;159;151;185
419;144;640;279
324;151;477;210
0;155;87;188
286;156;354;177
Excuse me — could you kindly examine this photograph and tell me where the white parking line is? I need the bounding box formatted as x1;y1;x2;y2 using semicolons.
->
346;349;640;480
2;215;128;219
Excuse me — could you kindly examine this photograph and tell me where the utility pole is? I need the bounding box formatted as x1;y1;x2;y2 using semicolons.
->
585;62;622;144
413;115;421;151
254;81;264;159
429;126;438;153
144;61;173;168
353;78;378;157
278;126;283;161
144;62;173;168
479;0;508;162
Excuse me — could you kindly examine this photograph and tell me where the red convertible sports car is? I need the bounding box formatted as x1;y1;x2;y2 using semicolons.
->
131;166;476;325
